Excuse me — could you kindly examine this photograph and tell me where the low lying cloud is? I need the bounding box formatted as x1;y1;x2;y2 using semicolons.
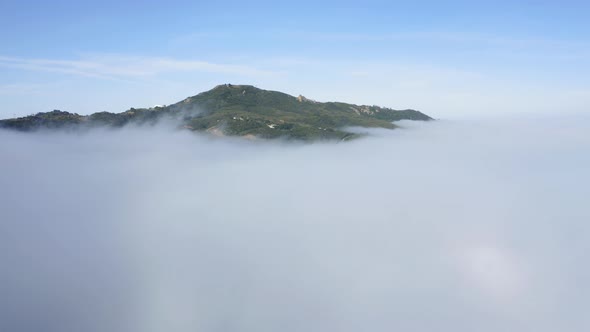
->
0;116;589;332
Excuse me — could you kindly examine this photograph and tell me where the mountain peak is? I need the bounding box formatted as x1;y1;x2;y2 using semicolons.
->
0;85;432;141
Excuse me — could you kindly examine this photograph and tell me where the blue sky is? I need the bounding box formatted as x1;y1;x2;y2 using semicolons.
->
1;0;589;118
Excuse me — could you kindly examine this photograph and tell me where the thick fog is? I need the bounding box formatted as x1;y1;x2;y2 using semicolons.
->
1;116;589;332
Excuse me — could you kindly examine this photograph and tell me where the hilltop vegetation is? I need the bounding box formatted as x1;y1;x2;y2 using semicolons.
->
0;84;432;141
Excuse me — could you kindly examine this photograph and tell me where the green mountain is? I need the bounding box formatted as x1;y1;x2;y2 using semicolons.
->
0;84;432;141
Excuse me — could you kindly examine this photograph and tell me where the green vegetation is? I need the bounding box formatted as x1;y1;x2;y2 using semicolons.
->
0;110;84;131
0;84;433;141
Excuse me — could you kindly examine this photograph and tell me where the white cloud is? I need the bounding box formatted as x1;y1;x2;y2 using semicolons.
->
0;116;589;331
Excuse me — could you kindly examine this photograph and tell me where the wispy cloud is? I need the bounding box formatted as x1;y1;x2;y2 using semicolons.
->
292;30;590;59
0;55;275;80
300;30;588;47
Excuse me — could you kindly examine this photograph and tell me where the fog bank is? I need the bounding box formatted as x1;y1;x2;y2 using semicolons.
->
1;116;589;332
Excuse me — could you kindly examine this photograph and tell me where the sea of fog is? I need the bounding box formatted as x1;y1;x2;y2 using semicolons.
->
1;115;589;332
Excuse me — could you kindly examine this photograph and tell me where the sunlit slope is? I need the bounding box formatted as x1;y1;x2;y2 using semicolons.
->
0;84;432;140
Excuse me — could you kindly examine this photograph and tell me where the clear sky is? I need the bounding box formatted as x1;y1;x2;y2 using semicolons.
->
1;0;589;118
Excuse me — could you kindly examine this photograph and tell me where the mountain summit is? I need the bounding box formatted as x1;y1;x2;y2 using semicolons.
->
0;84;432;141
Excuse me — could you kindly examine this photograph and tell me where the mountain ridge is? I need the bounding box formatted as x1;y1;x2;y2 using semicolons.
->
0;84;433;141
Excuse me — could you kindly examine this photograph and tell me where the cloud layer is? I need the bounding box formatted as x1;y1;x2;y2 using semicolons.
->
1;116;589;332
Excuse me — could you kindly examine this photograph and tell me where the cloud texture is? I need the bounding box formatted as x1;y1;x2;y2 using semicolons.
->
1;116;589;331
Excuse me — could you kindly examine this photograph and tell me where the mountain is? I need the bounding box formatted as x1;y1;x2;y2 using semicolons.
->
0;84;432;141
